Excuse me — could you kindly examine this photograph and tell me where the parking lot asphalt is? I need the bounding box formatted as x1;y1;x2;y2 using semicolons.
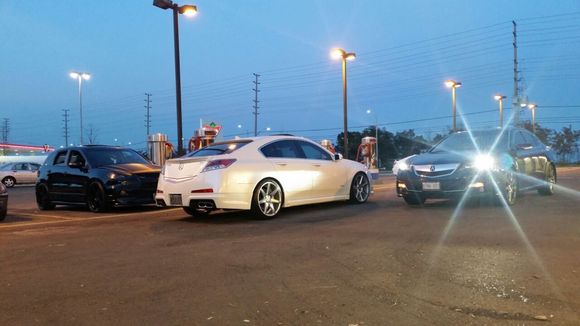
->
1;168;580;325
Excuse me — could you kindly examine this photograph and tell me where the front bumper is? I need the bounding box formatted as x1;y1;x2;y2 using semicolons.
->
104;177;157;206
396;168;507;199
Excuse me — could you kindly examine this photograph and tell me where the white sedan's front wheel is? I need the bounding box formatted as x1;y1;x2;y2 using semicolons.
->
252;178;283;219
349;172;370;204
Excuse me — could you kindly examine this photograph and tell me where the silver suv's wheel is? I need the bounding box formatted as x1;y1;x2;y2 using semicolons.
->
252;179;283;219
502;170;518;206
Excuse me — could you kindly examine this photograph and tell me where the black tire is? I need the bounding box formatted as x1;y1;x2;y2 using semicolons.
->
36;184;55;210
500;170;518;206
0;207;6;221
403;193;425;206
538;164;556;196
2;177;15;188
87;182;109;213
251;178;283;219
349;172;370;204
182;206;210;218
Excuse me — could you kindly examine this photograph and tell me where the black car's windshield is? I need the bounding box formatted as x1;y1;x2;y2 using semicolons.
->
187;141;251;157
84;148;149;167
431;131;508;153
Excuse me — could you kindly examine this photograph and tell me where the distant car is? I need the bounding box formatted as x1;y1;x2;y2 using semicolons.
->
0;182;7;221
0;162;41;187
155;136;372;219
36;145;160;212
396;127;557;205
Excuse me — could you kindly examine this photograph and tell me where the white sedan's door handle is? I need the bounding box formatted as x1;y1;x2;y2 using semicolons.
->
275;162;287;166
312;164;321;167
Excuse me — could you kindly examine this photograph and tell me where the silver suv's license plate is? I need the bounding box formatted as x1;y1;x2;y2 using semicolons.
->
422;182;440;191
169;194;183;206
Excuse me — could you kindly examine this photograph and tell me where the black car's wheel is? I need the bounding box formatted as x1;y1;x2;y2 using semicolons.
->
2;177;15;188
500;170;518;206
538;164;556;196
251;178;283;219
349;172;370;204
36;184;55;210
183;206;210;218
403;192;425;206
87;182;109;213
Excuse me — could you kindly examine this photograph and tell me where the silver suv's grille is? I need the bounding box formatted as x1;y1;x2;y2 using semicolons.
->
413;163;460;178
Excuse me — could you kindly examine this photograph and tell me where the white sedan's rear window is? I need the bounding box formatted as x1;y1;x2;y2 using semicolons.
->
187;141;251;157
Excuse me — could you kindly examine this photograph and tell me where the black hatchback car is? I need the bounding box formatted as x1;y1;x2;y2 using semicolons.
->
36;145;160;212
396;127;557;205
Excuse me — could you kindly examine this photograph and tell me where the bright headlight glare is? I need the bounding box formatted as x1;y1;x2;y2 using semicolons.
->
398;161;410;171
473;154;495;170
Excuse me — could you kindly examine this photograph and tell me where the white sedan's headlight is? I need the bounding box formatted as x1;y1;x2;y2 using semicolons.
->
473;154;496;170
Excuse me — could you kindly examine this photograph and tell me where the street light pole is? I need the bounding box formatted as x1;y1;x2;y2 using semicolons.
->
69;71;90;145
172;4;184;156
153;0;197;156
494;94;507;128
332;48;356;159
445;80;462;131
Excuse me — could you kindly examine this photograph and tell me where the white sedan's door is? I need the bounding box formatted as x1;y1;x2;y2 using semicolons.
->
260;140;312;205
296;141;348;200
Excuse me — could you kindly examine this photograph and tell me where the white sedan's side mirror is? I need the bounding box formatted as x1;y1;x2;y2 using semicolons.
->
334;153;343;160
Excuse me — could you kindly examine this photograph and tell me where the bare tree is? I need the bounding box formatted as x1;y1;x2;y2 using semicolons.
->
87;124;99;145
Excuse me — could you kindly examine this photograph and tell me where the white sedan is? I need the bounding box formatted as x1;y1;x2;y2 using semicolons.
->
155;135;372;219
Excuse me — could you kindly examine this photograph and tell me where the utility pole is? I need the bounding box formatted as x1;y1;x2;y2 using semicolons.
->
512;20;521;126
1;118;9;143
62;109;70;147
252;73;260;136
144;93;152;137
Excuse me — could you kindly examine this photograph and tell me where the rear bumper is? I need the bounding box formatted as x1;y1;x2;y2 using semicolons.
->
155;173;253;210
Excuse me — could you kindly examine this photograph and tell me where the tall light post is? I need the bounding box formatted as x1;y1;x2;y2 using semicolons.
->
331;48;356;159
153;0;197;156
366;109;379;168
494;94;507;128
527;103;537;134
445;80;462;131
69;71;91;145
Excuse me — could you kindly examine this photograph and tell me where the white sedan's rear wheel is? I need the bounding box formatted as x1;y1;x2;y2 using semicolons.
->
252;179;283;219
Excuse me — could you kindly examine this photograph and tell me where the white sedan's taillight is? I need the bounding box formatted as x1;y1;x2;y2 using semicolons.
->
201;159;237;173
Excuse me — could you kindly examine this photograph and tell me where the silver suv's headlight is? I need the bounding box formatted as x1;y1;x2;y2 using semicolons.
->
473;154;496;170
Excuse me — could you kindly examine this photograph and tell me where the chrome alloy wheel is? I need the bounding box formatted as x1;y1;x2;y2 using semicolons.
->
351;173;370;203
257;180;282;217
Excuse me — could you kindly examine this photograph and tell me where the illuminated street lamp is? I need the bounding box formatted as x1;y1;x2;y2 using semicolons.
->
527;103;537;134
494;94;507;128
69;71;91;145
366;109;379;168
445;80;462;131
331;48;356;159
153;0;198;156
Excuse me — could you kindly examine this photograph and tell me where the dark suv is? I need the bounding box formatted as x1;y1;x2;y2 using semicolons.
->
36;145;160;212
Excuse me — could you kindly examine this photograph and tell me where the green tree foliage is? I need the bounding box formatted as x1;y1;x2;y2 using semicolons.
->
551;126;580;163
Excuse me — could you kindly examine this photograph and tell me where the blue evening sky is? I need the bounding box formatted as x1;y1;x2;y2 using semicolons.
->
1;0;579;149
